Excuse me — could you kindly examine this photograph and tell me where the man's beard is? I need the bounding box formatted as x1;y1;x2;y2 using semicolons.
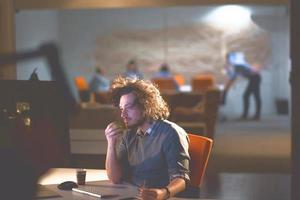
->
126;116;147;130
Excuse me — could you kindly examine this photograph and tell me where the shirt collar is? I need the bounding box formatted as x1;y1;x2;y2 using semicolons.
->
137;121;156;136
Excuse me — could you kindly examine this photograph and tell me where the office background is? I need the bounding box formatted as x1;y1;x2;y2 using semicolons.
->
2;0;300;199
15;5;289;118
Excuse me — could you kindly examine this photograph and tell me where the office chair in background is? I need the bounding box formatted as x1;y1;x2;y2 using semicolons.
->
191;74;215;92
74;76;91;102
151;77;178;92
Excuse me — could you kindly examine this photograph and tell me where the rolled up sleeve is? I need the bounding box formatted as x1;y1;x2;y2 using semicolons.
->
163;130;190;182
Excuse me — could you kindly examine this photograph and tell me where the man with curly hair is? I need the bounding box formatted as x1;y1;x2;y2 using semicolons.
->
105;76;190;200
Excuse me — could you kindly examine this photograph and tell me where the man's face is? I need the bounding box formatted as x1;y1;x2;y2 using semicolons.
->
119;92;145;129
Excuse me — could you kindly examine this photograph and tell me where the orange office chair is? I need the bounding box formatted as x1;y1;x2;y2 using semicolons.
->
173;74;185;87
188;133;213;187
191;74;215;92
151;77;178;92
74;76;90;102
74;76;89;91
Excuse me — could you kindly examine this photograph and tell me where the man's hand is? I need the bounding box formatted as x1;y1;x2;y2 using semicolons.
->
138;178;185;200
139;188;168;200
105;121;124;143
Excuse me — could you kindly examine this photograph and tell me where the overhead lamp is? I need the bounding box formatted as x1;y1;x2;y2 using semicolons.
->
204;5;252;32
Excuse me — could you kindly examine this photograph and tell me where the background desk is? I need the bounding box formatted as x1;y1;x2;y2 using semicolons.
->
38;168;216;200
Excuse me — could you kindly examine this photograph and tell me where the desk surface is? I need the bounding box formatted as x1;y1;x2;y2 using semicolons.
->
38;168;108;185
38;168;216;200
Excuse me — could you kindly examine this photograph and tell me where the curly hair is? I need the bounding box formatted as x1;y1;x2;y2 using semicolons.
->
110;76;170;120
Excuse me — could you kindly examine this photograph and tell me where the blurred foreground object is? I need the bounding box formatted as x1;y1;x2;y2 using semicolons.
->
0;43;76;199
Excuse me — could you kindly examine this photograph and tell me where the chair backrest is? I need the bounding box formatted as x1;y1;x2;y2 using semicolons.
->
188;133;213;187
151;78;177;92
74;76;89;91
74;76;90;102
191;74;215;92
173;74;185;86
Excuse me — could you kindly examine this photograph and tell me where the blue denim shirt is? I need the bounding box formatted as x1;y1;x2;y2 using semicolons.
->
227;52;254;80
117;120;190;188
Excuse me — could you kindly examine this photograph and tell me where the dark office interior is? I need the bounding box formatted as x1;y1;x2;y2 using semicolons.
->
1;0;300;200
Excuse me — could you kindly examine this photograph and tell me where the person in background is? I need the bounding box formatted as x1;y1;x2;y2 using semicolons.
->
105;77;190;200
154;63;179;90
89;66;110;92
123;59;144;80
223;52;262;120
154;63;173;78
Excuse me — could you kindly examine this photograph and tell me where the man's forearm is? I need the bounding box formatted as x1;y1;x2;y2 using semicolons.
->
105;142;123;183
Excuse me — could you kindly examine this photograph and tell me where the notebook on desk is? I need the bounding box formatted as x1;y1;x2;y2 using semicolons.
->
72;186;120;199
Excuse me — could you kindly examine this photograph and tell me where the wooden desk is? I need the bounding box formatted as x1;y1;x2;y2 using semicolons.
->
38;168;216;200
38;168;108;185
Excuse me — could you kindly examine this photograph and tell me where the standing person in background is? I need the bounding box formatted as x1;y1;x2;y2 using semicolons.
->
89;66;110;92
123;59;144;80
222;52;262;120
105;77;190;200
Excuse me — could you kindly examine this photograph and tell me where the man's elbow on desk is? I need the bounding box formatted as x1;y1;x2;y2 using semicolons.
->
107;171;123;184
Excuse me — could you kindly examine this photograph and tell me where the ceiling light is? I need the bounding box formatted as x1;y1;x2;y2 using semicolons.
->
204;5;252;32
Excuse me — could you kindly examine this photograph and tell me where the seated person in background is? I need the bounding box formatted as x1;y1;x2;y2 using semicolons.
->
154;63;173;78
153;63;179;91
123;59;144;80
105;77;190;200
89;66;110;92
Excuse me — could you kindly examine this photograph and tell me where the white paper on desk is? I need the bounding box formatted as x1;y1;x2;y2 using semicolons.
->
72;184;139;199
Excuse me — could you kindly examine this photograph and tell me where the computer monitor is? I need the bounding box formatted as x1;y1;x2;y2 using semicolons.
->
0;43;76;199
0;80;70;166
0;43;75;170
